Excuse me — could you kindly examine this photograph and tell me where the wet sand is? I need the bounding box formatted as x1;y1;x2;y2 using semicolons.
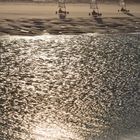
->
0;2;140;35
0;31;140;140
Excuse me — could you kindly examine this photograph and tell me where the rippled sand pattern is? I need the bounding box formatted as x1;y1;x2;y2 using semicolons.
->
0;34;140;140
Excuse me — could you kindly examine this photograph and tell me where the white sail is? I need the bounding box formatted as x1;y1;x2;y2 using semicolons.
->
90;0;98;9
58;0;66;8
119;0;126;8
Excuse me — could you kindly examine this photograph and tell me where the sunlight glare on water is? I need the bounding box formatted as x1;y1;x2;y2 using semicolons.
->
31;122;82;140
0;33;139;140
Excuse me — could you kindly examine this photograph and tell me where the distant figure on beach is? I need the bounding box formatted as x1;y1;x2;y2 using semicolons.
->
118;0;129;13
89;0;102;17
56;0;69;19
59;8;66;14
92;10;98;16
59;8;63;13
120;0;126;11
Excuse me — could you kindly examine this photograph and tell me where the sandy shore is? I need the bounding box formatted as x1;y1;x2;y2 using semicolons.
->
0;2;140;35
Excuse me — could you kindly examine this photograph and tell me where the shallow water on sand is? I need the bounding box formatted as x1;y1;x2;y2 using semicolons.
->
0;33;140;140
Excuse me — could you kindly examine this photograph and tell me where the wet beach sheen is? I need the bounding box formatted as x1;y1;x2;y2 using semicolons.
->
0;33;140;140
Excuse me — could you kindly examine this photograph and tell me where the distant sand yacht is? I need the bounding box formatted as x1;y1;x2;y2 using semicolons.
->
118;0;130;13
55;0;69;19
89;0;102;18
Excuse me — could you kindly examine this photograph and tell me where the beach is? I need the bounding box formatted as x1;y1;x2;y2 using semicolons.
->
0;2;140;35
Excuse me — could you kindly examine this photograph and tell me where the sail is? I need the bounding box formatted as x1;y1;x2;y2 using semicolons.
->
119;0;126;8
90;0;98;9
58;0;66;8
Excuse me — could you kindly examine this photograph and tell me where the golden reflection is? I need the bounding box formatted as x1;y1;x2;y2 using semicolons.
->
32;123;82;140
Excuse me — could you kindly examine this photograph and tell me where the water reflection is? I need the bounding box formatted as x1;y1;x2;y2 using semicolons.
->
31;123;82;140
0;33;140;140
